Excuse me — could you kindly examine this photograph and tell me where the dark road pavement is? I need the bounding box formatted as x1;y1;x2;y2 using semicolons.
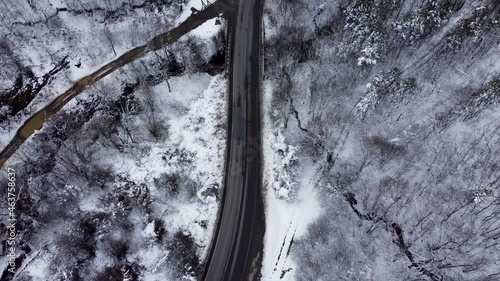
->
203;0;265;280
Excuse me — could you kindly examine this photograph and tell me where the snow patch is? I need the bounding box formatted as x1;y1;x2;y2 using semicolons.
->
261;80;323;281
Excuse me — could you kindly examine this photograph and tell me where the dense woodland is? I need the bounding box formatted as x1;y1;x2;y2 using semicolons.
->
0;0;227;280
264;0;500;280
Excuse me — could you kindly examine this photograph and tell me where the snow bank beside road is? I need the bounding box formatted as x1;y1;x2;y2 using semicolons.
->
10;73;227;281
100;73;227;253
261;80;323;281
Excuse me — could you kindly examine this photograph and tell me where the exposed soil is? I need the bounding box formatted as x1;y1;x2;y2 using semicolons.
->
0;57;69;123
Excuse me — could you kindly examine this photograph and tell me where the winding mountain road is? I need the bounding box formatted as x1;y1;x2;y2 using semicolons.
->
203;0;265;280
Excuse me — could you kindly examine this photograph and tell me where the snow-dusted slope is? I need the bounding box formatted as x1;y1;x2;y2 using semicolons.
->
262;0;500;280
0;0;228;280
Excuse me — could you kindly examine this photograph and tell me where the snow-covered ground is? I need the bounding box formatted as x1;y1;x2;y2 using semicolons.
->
261;81;323;281
261;0;500;280
0;0;228;280
260;5;325;280
177;0;222;39
1;72;227;280
0;0;180;150
0;0;223;152
98;73;227;255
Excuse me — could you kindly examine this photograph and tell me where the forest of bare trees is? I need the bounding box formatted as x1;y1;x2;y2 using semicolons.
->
264;0;500;280
0;0;227;280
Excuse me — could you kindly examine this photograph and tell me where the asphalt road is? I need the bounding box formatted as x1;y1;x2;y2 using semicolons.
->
203;0;265;280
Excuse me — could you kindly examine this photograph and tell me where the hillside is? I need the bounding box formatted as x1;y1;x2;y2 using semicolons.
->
261;0;500;280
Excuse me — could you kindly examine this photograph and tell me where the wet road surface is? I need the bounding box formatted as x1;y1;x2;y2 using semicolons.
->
203;0;265;280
